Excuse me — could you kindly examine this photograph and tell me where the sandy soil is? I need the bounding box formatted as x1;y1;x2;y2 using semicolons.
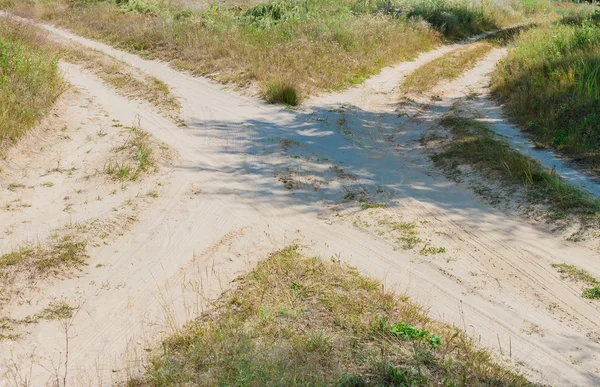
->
1;14;599;386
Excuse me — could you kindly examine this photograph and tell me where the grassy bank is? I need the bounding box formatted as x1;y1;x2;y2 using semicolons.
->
1;0;543;103
129;246;530;386
432;113;600;215
492;8;600;170
0;19;63;151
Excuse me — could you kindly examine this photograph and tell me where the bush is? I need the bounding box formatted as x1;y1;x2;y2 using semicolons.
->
265;81;299;105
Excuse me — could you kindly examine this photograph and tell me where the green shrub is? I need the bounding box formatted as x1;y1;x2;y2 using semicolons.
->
265;81;299;105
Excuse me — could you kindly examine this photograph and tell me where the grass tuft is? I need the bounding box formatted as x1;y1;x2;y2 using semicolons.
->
131;245;530;386
264;81;299;106
104;122;160;181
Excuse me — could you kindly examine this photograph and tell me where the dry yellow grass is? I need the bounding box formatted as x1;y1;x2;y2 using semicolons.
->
402;42;495;93
129;246;530;386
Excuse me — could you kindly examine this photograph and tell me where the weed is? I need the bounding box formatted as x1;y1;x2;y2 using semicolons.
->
360;201;386;210
552;263;600;300
420;245;447;255
343;192;356;200
105;123;159;181
7;183;25;192
24;301;76;323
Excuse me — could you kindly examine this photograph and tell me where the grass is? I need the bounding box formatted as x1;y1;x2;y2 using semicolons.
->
104;123;159;181
402;42;495;93
492;9;600;171
432;113;600;215
58;43;180;118
264;81;299;106
552;263;600;300
1;300;76;339
0;0;545;103
0;18;63;151
129;245;529;386
0;232;88;308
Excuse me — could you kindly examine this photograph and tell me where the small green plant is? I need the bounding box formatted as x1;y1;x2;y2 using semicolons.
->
389;321;442;349
583;286;600;300
553;263;600;300
265;81;299;106
343;192;355;200
420;245;447;256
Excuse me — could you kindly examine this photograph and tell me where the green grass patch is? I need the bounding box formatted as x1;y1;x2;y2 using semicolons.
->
264;80;299;106
492;11;600;170
432;114;600;215
0;18;63;151
129;245;530;386
0;0;547;102
553;263;600;300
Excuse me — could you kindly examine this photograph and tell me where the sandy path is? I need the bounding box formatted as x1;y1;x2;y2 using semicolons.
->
1;15;599;386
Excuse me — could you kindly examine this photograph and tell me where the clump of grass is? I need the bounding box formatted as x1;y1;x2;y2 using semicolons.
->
0;18;63;151
104;123;159;181
131;246;529;386
432;113;600;215
552;263;600;300
402;42;495;93
0;234;87;276
492;16;600;171
1;0;544;101
264;81;299;106
0;232;88;306
23;300;76;323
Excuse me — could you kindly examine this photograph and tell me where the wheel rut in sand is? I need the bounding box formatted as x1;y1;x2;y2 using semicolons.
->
1;14;600;387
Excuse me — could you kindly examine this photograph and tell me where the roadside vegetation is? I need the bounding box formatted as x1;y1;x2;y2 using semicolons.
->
553;263;600;300
1;0;549;104
430;112;600;216
129;246;529;386
59;44;181;119
492;7;600;171
0;18;63;152
402;42;495;93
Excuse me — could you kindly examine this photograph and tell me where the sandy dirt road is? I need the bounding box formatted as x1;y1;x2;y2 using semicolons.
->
1;14;600;386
